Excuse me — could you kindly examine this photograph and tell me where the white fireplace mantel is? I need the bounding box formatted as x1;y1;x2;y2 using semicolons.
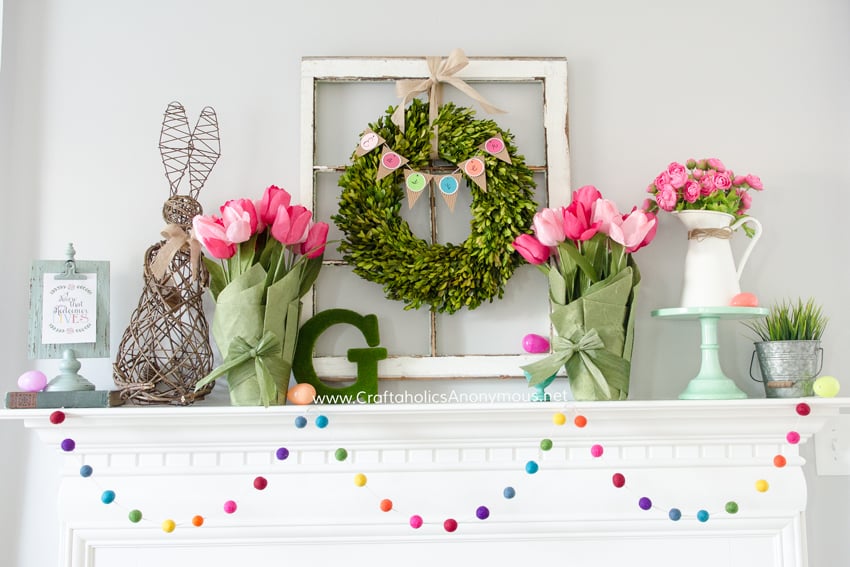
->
3;398;849;567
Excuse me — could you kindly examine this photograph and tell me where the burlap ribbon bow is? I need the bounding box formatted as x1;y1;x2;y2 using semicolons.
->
149;224;202;282
522;327;630;400
390;48;505;135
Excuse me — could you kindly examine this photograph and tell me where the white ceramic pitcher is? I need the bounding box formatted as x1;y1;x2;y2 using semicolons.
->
673;210;763;307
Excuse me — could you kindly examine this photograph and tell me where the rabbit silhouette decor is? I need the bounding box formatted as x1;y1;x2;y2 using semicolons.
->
113;102;221;405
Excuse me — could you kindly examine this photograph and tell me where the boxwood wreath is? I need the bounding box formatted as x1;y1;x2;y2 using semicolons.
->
334;99;537;314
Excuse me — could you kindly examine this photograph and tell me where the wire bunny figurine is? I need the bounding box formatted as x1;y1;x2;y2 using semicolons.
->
113;102;221;404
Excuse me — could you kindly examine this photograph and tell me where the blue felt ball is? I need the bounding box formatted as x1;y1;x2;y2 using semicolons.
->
668;508;682;521
315;415;329;428
101;490;116;504
294;416;308;429
697;509;710;523
79;465;93;478
503;487;516;499
525;460;539;474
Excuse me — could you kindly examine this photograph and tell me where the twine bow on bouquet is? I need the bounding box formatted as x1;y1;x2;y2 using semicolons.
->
192;185;329;406
513;185;658;401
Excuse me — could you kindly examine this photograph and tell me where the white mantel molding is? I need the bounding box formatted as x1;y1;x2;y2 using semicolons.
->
3;398;849;567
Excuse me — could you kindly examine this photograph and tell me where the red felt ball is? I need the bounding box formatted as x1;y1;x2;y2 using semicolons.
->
253;476;268;490
795;403;811;417
443;518;458;533
612;473;626;488
49;411;66;425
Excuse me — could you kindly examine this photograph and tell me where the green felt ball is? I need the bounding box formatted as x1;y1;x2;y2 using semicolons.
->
540;439;553;451
128;509;142;523
335;448;349;461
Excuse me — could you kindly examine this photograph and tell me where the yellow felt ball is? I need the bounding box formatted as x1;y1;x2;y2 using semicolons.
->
354;473;367;487
755;479;769;493
552;412;567;426
814;375;840;398
162;519;176;533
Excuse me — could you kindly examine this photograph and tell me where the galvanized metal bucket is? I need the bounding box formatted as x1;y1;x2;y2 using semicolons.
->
750;340;822;398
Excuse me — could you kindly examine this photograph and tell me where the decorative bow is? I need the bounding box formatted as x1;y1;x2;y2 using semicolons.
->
149;224;202;282
194;331;286;407
522;327;630;400
390;48;505;134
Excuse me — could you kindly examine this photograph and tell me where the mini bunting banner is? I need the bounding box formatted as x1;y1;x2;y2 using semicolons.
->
404;170;432;209
376;146;409;181
480;135;512;164
355;129;385;157
459;156;487;192
437;173;462;212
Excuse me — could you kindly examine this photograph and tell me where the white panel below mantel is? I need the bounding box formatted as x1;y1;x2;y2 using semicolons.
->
3;398;850;567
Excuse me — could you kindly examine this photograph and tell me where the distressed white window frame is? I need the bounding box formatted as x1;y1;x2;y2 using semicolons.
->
300;56;569;380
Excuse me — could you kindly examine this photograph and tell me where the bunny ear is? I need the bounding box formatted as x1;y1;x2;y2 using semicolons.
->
159;101;192;195
187;106;221;199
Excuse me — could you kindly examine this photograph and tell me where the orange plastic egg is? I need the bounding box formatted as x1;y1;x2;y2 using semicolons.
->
286;383;317;405
730;292;759;307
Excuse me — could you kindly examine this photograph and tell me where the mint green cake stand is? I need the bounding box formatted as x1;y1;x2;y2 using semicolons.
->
651;306;768;400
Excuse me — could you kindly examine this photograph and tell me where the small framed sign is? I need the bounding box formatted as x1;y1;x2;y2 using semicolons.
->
28;244;110;360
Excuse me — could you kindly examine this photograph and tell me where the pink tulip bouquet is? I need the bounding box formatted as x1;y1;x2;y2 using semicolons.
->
192;185;328;406
512;185;657;401
645;158;763;234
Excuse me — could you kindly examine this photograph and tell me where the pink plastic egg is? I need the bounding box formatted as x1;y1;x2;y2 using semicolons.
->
730;292;759;307
286;383;317;405
17;370;48;392
522;333;551;354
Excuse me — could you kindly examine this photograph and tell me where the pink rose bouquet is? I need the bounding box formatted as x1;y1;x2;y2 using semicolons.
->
512;185;657;401
193;185;328;406
645;158;763;233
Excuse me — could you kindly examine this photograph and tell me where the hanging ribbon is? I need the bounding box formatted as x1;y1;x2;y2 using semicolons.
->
390;48;506;137
522;327;630;400
194;331;284;407
149;224;202;282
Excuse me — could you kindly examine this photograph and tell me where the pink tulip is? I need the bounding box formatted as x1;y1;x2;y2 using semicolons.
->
192;215;236;260
300;221;329;259
590;198;621;236
220;202;254;244
512;233;550;265
256;185;292;228
666;162;688;189
271;204;312;245
622;209;658;253
572;185;602;218
563;205;600;242
220;199;258;234
745;174;763;190
532;208;566;247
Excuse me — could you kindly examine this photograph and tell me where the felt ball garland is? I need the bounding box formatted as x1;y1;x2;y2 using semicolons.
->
51;402;813;533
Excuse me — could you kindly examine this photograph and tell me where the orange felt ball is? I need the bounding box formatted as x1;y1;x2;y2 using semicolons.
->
730;292;759;307
286;383;317;405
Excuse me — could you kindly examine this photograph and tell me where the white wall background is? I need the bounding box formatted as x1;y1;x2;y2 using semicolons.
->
1;0;848;565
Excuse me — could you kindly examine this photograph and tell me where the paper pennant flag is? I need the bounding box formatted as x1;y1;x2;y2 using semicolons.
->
459;156;487;192
437;173;462;212
404;170;432;209
354;129;384;157
376;146;409;181
480;135;512;164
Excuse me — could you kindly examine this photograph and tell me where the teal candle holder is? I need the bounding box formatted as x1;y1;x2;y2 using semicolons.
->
524;371;556;402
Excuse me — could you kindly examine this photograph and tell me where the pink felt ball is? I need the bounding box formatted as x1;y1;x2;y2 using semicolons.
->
17;370;48;392
223;500;237;514
590;444;604;458
409;515;423;529
786;431;801;444
522;333;551;354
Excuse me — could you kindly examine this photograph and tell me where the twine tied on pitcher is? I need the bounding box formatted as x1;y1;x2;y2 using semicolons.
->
688;227;733;241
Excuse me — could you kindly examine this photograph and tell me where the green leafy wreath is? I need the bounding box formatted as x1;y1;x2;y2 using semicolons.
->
334;98;537;314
